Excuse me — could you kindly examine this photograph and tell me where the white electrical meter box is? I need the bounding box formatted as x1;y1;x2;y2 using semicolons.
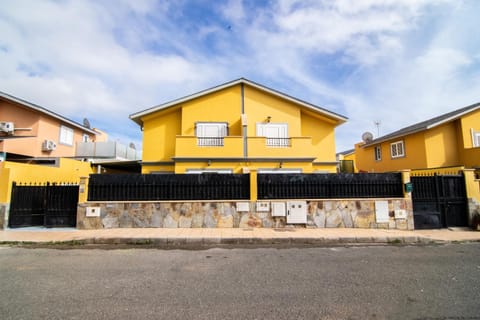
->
394;209;407;219
271;202;286;217
375;201;389;223
256;202;270;212
286;201;307;224
86;206;101;217
236;202;250;212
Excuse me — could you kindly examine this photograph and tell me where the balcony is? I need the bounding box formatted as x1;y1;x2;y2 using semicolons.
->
75;141;141;160
175;136;244;158
174;136;316;159
248;136;315;158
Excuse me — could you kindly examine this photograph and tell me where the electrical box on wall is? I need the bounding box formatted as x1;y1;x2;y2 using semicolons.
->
271;202;286;217
375;201;390;223
236;202;250;212
86;206;101;217
256;202;270;212
286;201;307;224
394;209;407;219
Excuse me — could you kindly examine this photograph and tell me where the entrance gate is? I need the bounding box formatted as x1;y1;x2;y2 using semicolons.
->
411;173;468;229
8;182;79;228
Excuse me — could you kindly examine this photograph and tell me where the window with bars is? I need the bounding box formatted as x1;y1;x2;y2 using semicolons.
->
390;140;405;158
256;123;290;147
59;125;74;146
195;122;228;146
374;145;382;161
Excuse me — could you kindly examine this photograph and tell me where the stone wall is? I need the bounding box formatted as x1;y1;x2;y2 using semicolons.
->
77;199;414;230
0;204;6;229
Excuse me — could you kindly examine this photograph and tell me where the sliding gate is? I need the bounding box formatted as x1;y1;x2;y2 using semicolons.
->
411;173;468;229
8;182;79;228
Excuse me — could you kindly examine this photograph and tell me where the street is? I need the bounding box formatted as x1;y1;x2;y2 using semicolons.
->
1;244;479;320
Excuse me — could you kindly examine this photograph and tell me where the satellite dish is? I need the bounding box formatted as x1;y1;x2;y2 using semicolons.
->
361;131;374;143
83;118;91;128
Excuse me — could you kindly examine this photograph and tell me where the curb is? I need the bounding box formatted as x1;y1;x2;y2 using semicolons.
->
0;236;460;248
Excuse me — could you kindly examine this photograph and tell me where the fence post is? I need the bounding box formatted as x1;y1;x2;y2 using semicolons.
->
400;169;412;198
249;169;258;201
78;176;89;203
462;169;480;228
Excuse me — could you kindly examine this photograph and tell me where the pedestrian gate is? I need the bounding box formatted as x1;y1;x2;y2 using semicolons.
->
411;173;468;229
8;182;79;228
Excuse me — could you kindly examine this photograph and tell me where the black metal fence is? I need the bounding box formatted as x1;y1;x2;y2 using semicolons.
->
257;173;404;199
88;174;250;201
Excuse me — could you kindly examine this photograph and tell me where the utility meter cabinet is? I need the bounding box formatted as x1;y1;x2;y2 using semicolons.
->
286;201;307;224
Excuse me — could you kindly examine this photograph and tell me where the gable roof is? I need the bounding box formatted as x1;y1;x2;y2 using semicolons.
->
129;78;348;126
0;90;97;135
362;102;480;147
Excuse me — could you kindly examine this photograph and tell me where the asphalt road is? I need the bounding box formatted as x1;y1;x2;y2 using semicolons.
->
1;244;479;320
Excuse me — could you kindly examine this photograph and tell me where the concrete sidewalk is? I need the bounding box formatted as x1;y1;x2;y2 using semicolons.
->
1;227;479;247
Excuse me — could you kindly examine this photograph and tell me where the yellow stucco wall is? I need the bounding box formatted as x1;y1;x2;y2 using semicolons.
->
355;131;429;172
0;158;93;203
139;83;342;174
142;108;181;164
424;121;461;168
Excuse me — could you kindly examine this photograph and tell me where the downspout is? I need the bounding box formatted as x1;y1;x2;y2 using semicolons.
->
241;83;248;158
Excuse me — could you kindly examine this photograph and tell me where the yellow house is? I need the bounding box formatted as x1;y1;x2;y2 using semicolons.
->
354;103;480;173
130;78;347;174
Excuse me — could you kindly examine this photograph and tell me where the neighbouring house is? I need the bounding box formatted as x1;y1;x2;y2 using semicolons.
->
0;91;101;163
354;103;480;174
129;78;348;174
336;148;356;173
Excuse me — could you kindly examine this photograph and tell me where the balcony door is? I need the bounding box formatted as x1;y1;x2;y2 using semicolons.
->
256;123;289;147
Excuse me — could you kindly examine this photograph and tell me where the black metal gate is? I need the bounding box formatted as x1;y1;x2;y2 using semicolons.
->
8;182;79;228
411;173;468;229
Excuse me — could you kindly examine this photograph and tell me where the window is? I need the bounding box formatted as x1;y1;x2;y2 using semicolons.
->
82;134;90;142
390;140;405;158
472;129;480;147
59;125;74;146
374;146;382;161
256;123;290;147
195;122;228;146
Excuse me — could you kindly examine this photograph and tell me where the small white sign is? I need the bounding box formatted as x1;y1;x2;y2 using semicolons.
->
375;201;390;223
86;206;101;217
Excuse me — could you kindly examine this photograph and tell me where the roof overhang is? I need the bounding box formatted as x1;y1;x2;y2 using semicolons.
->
129;78;348;127
0;91;98;135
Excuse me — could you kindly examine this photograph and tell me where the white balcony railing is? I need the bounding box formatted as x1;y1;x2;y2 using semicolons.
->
197;137;225;147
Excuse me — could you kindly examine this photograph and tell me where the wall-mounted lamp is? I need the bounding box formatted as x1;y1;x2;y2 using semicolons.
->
266;116;271;123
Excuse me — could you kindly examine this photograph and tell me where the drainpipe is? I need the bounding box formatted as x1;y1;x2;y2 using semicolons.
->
241;83;248;158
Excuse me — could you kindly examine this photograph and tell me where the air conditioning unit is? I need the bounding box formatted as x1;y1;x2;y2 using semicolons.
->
0;122;14;134
42;139;57;151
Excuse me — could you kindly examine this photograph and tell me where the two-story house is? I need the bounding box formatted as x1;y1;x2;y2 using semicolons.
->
130;78;348;174
354;103;480;173
0;91;100;162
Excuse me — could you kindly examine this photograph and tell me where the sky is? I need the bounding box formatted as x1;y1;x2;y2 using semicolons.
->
1;0;480;153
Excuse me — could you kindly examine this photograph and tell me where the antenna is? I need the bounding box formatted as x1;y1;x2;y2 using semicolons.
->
83;118;91;128
374;120;381;137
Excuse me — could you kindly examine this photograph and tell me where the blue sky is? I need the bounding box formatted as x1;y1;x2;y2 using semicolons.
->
1;0;480;152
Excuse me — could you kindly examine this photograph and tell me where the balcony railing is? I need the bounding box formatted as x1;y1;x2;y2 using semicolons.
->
266;138;291;147
197;137;224;147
